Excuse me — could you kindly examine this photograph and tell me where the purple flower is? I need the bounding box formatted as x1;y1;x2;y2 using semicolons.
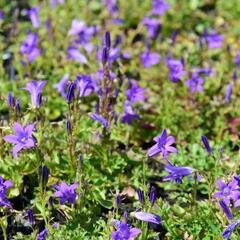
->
204;30;223;49
213;179;240;206
97;47;120;64
20;32;40;62
66;82;75;104
15;98;21;113
68;19;97;45
149;186;156;205
105;0;118;16
7;92;14;109
3;122;36;158
163;163;193;184
201;135;212;155
167;59;186;83
27;209;34;224
185;74;204;93
91;114;108;129
28;7;40;28
222;220;240;239
234;53;240;66
137;188;144;204
67;46;87;64
121;101;140;125
148;129;177;157
53;181;79;205
142;17;161;39
22;80;47;108
225;83;232;102
141;50;160;68
152;0;170;16
37;223;58;240
0;176;13;208
0;10;4;20
51;0;65;8
134;212;161;224
75;74;95;97
219;200;233;220
52;74;69;97
111;221;141;240
126;81;145;103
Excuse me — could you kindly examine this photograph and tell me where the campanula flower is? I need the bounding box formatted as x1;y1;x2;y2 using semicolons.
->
51;0;65;8
75;74;95;97
219;200;233;220
137;188;144;204
225;83;232;102
121;101;140;125
37;223;58;240
222;220;240;239
67;46;87;64
163;163;193;184
27;209;34;225
91;114;108;129
234;53;240;66
167;59;186;83
4;122;36;158
0;176;13;208
22;80;47;108
152;0;170;16
7;92;14;109
142;17;161;39
134;212;161;224
141;50;160;68
148;129;177;157
201;135;212;155
185;74;204;93
111;221;141;240
126;81;145;103
53;181;79;205
213;179;240;206
20;32;40;62
66;82;75;104
204;30;223;49
52;74;69;97
28;7;40;28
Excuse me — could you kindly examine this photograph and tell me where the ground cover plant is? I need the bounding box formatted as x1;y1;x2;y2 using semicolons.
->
1;0;240;239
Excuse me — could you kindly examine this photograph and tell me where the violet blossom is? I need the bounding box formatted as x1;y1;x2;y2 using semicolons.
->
0;176;13;208
167;59;186;83
204;30;223;49
234;53;240;66
22;80;47;108
148;129;177;157
134;212;161;224
111;221;141;240
91;114;108;129
142;17;161;39
152;0;170;16
28;7;40;28
225;83;232;102
20;32;40;63
163;163;193;184
51;0;65;8
52;74;69;97
126;80;145;103
121;101;140;124
185;74;204;93
75;74;95;98
222;220;240;239
141;50;160;68
3;122;36;158
67;46;87;64
53;181;79;205
219;200;233;220
213;178;240;206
